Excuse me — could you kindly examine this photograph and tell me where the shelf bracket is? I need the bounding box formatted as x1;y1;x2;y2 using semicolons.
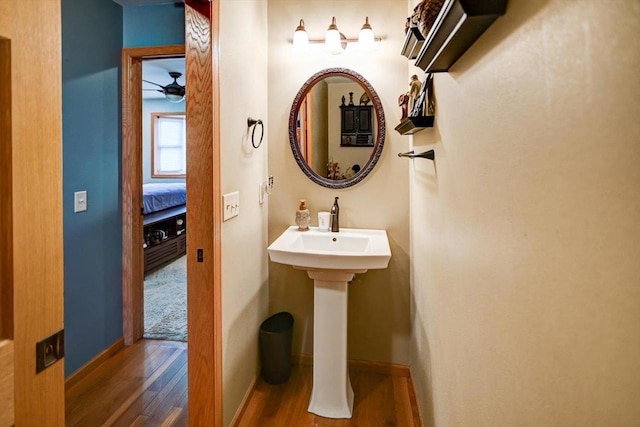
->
398;150;435;160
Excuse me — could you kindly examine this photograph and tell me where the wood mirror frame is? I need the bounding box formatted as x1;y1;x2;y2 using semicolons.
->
288;68;386;189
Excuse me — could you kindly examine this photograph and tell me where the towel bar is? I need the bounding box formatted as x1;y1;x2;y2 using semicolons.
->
397;149;435;160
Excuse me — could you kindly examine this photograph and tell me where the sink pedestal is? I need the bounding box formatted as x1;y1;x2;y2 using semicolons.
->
299;268;366;419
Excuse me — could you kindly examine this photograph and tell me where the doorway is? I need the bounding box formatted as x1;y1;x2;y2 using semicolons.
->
122;45;186;346
141;58;188;342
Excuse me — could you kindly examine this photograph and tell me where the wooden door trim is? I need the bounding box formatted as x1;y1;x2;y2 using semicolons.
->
1;2;65;423
185;1;223;424
0;37;12;340
121;44;185;346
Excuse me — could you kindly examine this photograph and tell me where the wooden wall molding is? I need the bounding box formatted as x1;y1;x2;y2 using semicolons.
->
292;353;412;377
0;341;14;427
228;375;258;427
229;355;417;425
64;337;125;392
184;0;211;20
185;0;223;424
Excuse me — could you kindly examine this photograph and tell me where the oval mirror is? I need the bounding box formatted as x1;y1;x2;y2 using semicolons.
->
288;68;386;189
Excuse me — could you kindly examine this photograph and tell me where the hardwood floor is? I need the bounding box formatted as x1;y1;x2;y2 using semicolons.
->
66;340;421;426
65;339;188;427
235;364;422;426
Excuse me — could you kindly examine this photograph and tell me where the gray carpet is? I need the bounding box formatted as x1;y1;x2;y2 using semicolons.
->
144;255;187;341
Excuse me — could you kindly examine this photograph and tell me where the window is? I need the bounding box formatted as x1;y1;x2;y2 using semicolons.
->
151;113;186;177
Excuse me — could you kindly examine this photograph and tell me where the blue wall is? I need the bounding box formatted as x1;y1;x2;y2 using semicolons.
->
62;0;123;376
124;4;185;47
62;1;184;376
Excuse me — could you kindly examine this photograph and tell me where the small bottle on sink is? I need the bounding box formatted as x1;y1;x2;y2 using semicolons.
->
295;199;310;231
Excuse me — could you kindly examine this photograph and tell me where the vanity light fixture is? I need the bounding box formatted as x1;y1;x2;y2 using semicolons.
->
292;16;381;54
292;19;309;52
325;17;344;54
358;17;375;52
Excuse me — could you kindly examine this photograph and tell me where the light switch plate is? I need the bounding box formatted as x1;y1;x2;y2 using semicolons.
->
74;191;87;213
223;191;240;221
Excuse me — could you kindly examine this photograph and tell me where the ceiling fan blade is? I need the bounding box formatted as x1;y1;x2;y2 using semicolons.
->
142;79;165;89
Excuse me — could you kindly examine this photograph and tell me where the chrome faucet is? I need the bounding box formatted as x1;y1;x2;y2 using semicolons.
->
330;197;339;232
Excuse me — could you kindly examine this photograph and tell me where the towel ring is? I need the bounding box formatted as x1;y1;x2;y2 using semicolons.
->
247;117;264;149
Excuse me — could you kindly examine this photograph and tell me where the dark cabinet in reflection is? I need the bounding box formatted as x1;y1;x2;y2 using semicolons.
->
340;96;373;146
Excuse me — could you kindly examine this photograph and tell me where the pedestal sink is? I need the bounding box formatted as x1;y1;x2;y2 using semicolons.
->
267;226;391;419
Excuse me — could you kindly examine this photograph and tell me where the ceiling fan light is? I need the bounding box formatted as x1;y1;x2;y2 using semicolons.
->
165;93;185;103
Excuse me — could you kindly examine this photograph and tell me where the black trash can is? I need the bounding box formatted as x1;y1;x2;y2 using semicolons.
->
259;312;294;385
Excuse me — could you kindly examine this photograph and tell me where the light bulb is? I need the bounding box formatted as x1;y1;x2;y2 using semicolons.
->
292;19;309;52
358;17;375;52
324;17;344;54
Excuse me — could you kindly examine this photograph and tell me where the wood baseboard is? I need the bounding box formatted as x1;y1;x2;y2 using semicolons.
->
230;354;414;424
291;353;411;377
65;337;125;391
407;367;424;427
229;374;258;427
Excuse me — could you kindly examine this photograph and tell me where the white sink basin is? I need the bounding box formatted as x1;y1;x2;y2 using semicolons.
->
267;226;391;271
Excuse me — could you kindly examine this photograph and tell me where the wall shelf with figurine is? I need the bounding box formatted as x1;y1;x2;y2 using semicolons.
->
402;0;507;73
395;73;435;135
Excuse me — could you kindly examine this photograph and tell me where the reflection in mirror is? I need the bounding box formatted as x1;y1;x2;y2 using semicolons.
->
289;68;385;189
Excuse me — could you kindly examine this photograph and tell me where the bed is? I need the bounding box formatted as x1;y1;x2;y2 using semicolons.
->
143;183;187;274
143;182;186;215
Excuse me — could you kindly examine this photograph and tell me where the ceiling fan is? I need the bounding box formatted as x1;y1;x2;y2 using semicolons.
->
143;71;186;103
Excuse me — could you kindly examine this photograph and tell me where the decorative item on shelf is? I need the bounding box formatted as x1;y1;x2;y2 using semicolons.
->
408;74;422;113
425;74;436;115
359;92;370;105
410;0;508;73
247;117;264;149
395;74;435;135
411;0;445;39
409;75;428;117
398;93;410;120
291;16;382;54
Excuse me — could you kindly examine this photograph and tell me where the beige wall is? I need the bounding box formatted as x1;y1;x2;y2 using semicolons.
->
409;1;640;426
219;1;269;425
267;0;412;364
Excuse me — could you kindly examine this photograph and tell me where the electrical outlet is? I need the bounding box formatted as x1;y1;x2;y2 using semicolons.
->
223;191;240;221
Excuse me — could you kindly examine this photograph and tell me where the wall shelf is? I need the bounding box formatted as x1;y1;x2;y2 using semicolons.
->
394;115;434;135
400;27;425;60
410;0;507;73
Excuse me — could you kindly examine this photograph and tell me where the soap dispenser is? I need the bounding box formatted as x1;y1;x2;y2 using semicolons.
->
295;199;310;231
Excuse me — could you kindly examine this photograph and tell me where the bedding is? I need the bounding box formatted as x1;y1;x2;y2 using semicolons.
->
143;183;186;215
